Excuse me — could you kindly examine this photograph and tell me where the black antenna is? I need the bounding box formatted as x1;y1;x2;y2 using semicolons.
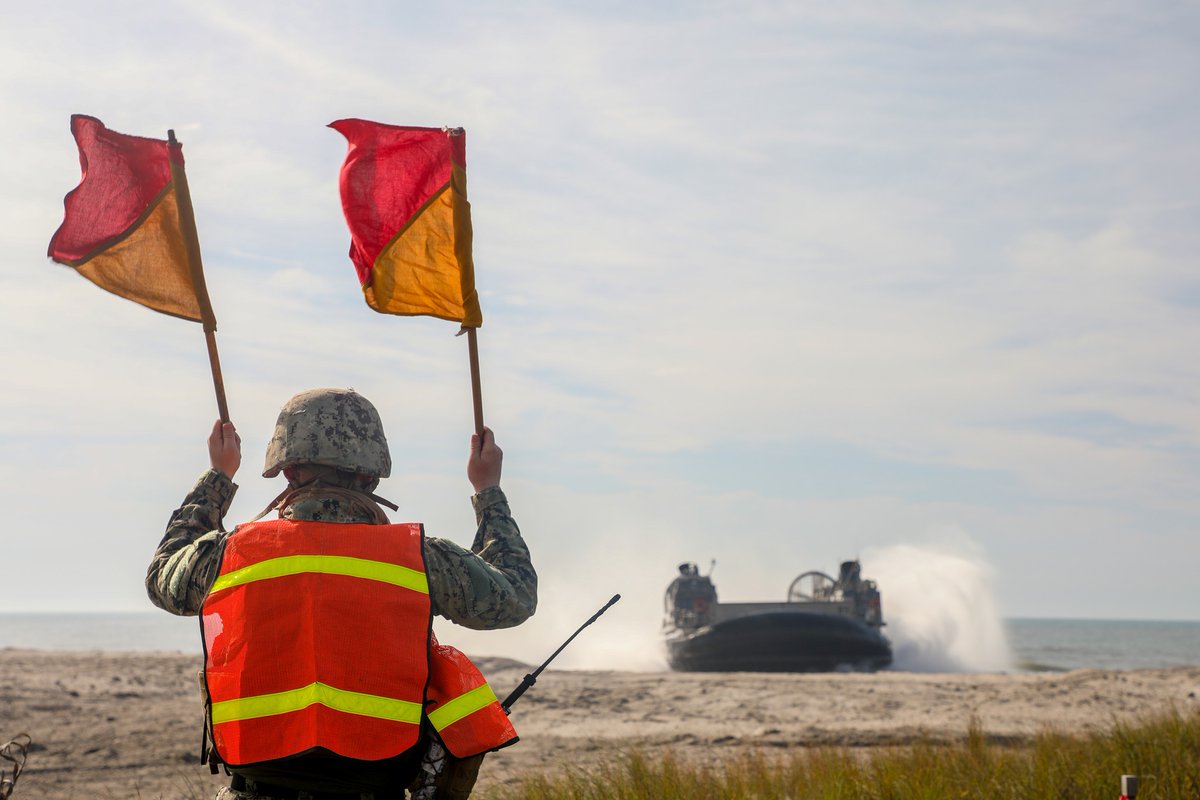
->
501;594;621;712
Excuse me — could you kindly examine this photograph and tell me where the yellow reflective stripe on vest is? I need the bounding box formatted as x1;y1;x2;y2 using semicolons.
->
427;684;500;731
210;555;429;595
211;681;424;726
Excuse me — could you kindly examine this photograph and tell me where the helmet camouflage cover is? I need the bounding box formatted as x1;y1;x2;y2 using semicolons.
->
262;388;392;479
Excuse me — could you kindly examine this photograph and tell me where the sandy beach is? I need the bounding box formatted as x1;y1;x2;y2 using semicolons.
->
2;649;1198;799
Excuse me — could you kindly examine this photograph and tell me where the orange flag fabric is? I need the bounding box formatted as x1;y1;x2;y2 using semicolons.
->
48;115;216;329
329;119;482;328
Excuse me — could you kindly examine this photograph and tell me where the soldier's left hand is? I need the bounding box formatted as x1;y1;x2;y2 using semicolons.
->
468;426;502;492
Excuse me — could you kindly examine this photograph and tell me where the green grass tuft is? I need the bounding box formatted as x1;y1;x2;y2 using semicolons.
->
488;710;1200;799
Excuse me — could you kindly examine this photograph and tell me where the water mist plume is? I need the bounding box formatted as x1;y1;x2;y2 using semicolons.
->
867;543;1012;672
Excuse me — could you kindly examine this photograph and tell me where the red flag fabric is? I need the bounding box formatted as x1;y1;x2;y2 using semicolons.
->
329;119;482;328
48;114;216;327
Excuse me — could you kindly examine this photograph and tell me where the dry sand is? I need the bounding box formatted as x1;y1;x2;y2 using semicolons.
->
2;649;1198;799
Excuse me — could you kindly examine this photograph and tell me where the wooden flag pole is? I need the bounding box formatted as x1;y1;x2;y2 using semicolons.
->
204;329;230;423
466;327;484;442
168;129;229;423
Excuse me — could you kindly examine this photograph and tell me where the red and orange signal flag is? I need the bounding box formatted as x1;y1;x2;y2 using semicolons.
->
47;114;229;423
47;114;217;331
329;119;482;329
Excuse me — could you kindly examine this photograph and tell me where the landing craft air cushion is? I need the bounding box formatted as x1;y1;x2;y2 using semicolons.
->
663;560;893;672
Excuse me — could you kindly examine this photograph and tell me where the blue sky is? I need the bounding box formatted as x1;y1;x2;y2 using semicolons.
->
1;1;1196;668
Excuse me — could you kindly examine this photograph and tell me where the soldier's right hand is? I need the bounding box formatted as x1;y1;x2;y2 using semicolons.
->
208;419;242;479
468;426;502;492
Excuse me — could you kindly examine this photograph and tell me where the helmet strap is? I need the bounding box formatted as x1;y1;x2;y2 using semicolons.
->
249;475;398;524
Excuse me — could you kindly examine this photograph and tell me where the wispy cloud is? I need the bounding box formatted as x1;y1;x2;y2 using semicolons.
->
1;1;1197;632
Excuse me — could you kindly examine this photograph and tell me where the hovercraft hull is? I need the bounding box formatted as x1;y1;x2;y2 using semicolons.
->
665;610;892;672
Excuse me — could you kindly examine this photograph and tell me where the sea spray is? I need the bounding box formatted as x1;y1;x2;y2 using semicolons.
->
866;543;1012;672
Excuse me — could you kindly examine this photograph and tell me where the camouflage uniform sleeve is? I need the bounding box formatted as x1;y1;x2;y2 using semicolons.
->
424;486;537;630
145;469;235;617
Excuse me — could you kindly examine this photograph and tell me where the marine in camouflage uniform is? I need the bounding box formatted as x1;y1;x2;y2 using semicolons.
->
145;388;536;799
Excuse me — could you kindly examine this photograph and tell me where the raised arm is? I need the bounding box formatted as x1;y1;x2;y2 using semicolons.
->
144;420;240;616
425;428;538;630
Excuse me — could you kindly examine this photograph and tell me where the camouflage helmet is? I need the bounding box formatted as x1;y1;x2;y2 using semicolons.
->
262;388;392;479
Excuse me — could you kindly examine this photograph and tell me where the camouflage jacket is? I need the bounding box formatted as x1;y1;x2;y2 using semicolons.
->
145;470;537;630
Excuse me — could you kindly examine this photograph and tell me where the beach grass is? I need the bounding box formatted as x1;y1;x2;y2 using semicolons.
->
488;710;1200;799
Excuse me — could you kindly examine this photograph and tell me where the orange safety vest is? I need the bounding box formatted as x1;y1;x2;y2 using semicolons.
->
426;635;517;758
201;518;517;767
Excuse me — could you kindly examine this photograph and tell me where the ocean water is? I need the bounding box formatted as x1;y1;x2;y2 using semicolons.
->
0;612;203;655
1;612;1198;672
1006;618;1200;672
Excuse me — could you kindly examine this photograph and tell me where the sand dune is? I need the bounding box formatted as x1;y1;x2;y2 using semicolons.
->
2;649;1197;798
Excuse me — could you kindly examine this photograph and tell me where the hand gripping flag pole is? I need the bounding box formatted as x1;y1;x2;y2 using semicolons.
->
48;115;229;422
331;120;485;440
